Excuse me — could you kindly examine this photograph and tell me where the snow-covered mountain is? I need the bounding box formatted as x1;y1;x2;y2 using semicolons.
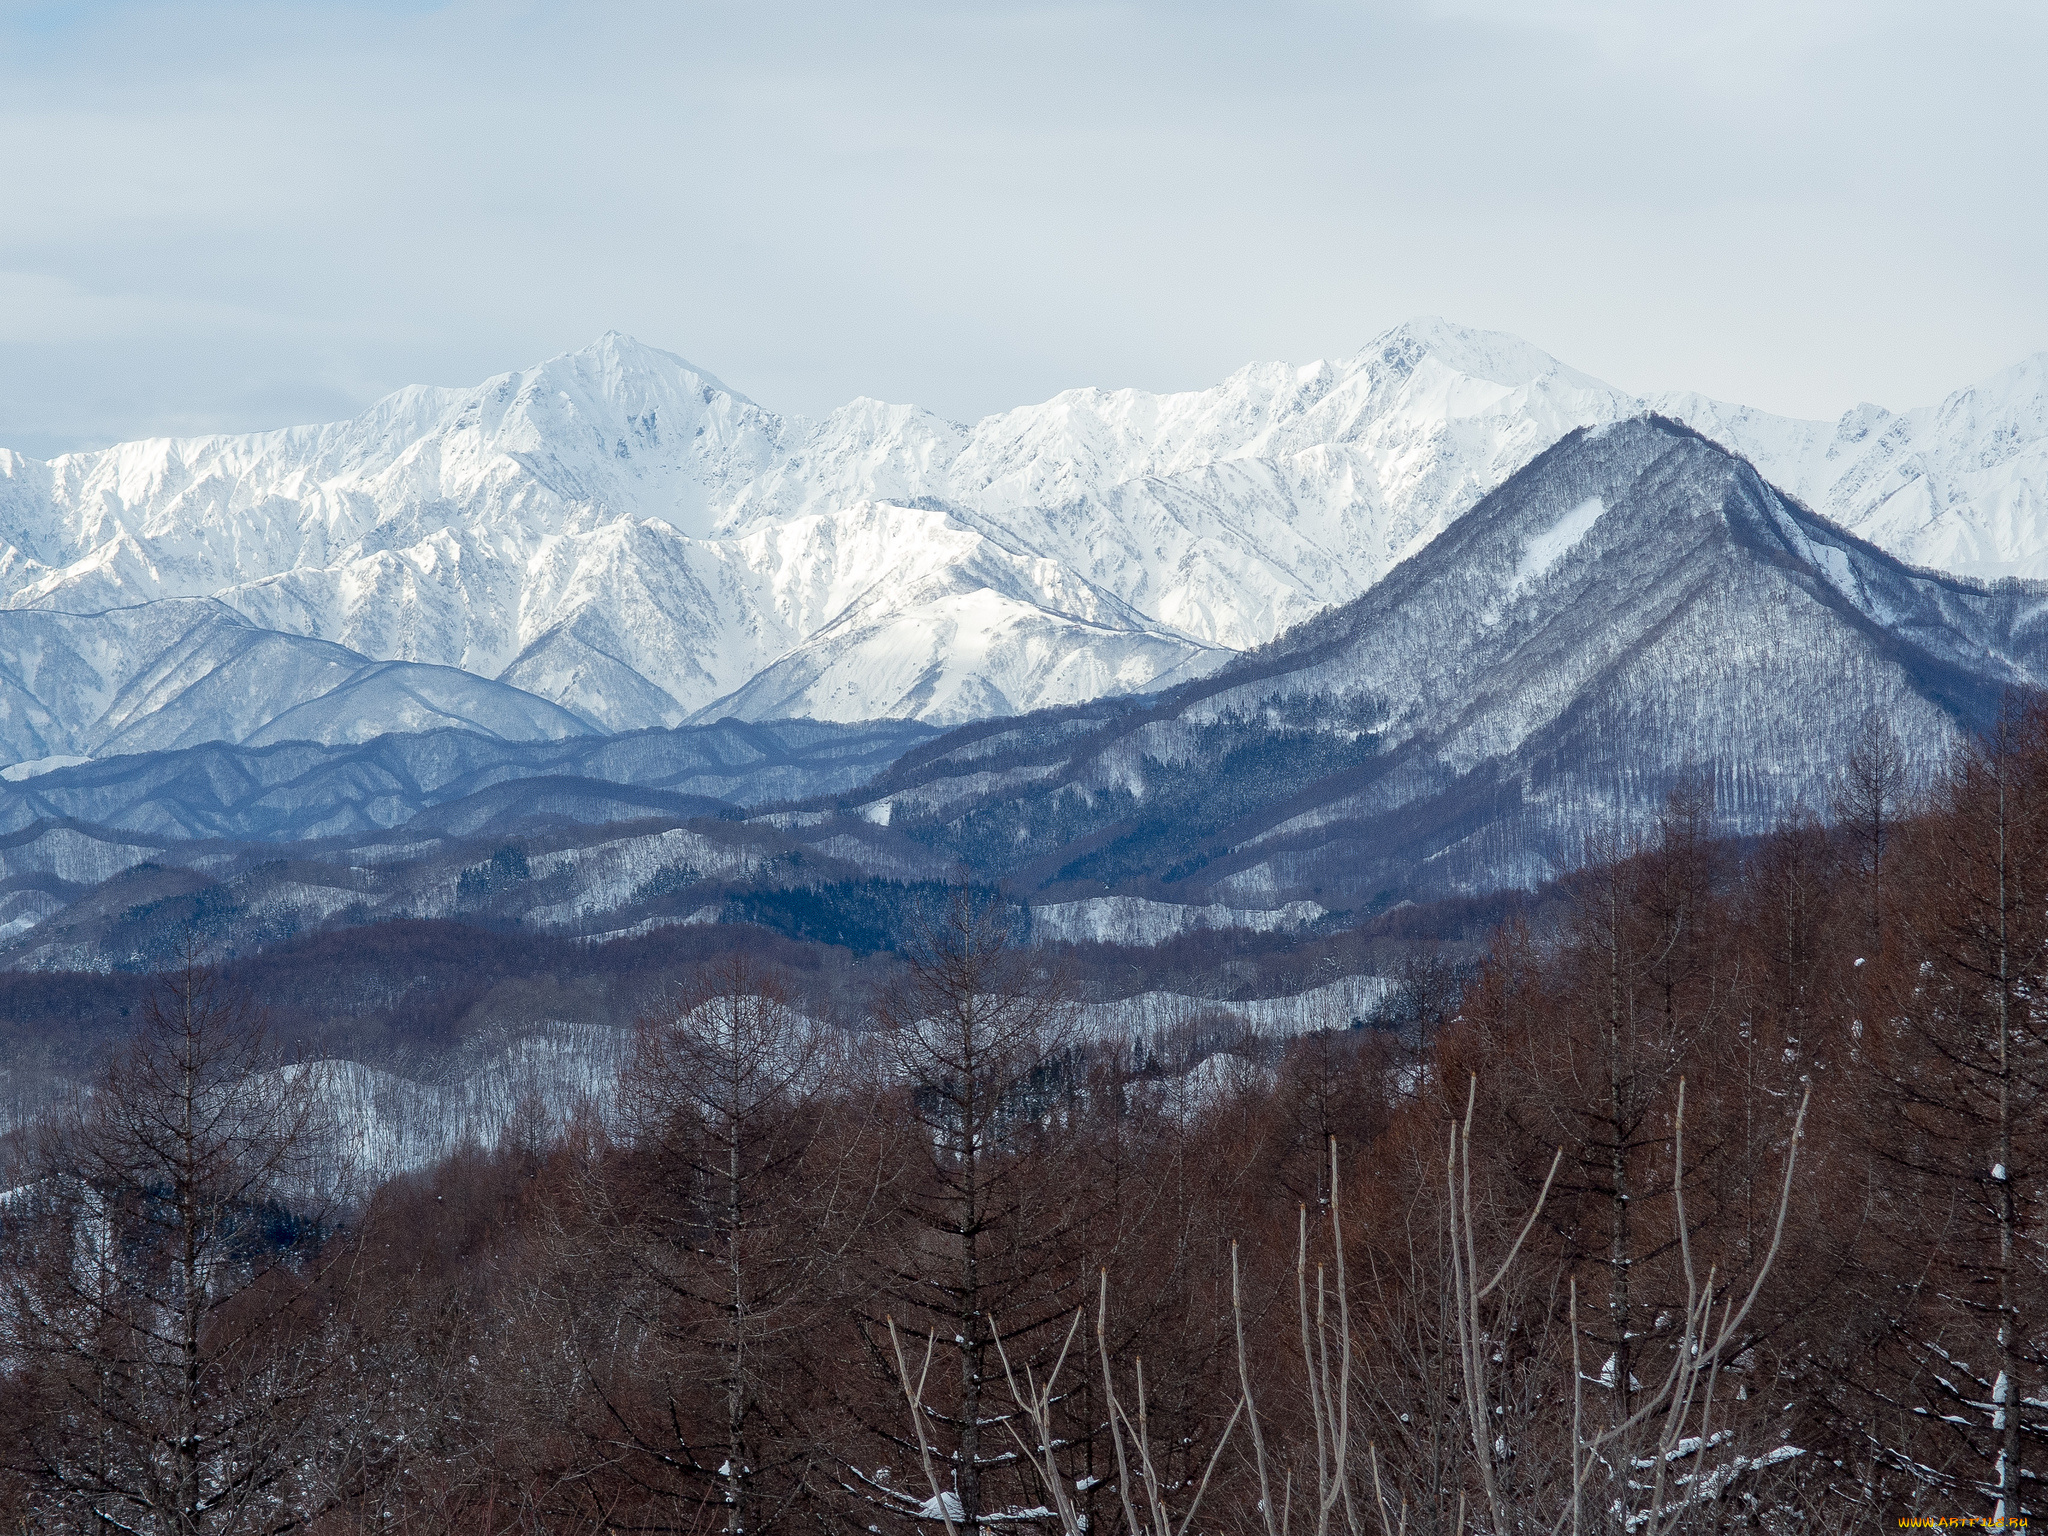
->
817;417;2048;903
0;599;592;761
1;321;2043;747
1659;356;2048;580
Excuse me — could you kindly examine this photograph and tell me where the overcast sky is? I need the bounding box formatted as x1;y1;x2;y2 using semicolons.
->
2;0;2043;457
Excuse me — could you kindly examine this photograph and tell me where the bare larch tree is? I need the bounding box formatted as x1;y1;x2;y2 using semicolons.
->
0;953;332;1535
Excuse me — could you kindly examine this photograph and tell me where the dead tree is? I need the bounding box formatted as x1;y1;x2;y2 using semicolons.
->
1831;707;1911;956
1549;1078;1813;1536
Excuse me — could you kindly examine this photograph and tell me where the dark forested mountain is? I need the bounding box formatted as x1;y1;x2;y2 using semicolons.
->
0;715;934;841
0;719;942;969
795;416;2048;907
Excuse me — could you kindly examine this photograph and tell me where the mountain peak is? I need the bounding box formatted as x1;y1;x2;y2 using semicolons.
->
4;321;2046;755
1356;316;1600;392
1943;349;2048;421
543;331;759;409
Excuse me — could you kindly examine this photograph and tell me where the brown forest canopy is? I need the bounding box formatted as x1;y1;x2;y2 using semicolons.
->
2;706;2044;1532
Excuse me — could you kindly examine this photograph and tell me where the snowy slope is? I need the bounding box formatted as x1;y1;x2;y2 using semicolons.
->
1029;895;1326;946
1656;355;2048;579
2;323;2043;749
0;600;591;759
0;323;1634;739
826;418;2048;904
716;320;1637;648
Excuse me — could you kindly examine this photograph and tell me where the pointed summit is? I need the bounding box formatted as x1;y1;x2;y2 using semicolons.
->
5;323;2047;756
1355;316;1611;393
845;413;2048;909
544;331;760;409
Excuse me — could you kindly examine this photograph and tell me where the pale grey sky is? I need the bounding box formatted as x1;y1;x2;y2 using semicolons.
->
2;0;2043;457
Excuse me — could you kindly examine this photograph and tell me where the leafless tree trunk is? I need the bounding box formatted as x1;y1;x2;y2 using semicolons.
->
565;952;877;1533
871;886;1078;1536
1832;700;2048;1520
1832;707;1909;955
0;949;334;1534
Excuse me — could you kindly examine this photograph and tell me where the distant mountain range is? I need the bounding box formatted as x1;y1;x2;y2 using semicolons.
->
10;329;2047;1169
2;319;2044;747
775;416;2048;904
0;717;941;968
7;414;2044;971
0;716;934;842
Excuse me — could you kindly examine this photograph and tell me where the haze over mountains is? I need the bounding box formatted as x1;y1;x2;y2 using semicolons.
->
1;319;2044;751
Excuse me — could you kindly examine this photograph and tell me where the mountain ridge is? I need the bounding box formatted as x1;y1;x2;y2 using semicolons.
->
3;417;2044;962
804;415;2048;904
2;321;2045;749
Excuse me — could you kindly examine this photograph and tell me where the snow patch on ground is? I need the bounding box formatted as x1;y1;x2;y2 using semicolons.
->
306;1022;632;1182
309;977;1389;1179
1076;973;1391;1040
1;754;91;781
1029;896;1325;947
576;906;723;943
1512;497;1605;594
